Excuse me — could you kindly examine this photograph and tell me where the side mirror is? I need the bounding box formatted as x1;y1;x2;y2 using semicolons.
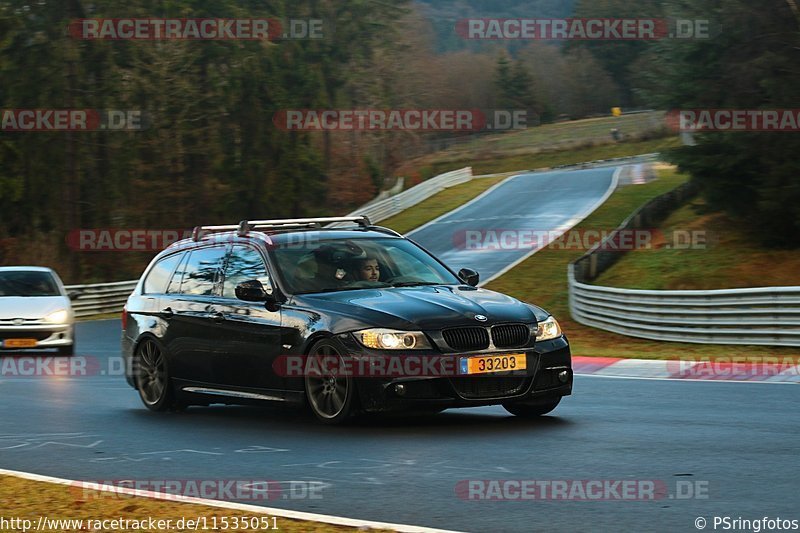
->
235;280;281;312
458;268;480;287
235;280;268;302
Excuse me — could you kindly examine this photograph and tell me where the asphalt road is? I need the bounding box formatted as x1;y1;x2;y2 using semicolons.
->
2;321;799;532
408;167;616;283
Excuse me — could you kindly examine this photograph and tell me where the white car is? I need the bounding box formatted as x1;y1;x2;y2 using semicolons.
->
0;267;76;355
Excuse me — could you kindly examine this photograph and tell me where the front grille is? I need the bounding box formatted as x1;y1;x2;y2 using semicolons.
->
0;331;52;341
442;327;489;351
450;377;528;399
491;324;530;348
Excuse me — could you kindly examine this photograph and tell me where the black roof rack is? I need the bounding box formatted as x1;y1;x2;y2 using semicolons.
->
191;216;371;241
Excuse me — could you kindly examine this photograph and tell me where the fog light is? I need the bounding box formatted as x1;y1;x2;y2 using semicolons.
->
394;384;406;396
558;370;570;383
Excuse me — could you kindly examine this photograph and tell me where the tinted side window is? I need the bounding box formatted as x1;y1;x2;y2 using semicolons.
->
143;253;183;294
166;252;190;294
178;246;227;296
223;245;272;299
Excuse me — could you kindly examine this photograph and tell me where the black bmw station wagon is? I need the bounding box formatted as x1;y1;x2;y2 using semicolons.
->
122;216;572;424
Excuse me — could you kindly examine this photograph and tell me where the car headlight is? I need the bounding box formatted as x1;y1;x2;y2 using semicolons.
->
536;316;562;341
44;309;70;324
356;329;432;350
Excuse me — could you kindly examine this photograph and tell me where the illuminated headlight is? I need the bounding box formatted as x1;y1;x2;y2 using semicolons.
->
356;329;432;350
536;316;562;341
44;309;70;324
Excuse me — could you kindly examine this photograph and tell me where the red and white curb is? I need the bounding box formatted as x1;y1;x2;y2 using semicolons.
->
0;468;462;533
573;356;800;383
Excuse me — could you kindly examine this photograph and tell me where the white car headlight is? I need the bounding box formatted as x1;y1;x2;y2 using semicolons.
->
44;309;70;324
536;316;562;341
356;329;432;350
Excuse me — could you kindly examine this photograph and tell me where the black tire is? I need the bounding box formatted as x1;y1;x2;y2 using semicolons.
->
134;338;175;412
503;397;561;418
304;338;359;425
58;344;74;356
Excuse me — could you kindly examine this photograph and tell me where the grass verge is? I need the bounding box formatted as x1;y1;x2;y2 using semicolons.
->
483;170;800;360
394;112;671;179
594;197;800;290
0;475;385;533
76;312;121;322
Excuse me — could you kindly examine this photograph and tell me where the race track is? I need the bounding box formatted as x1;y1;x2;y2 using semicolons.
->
1;322;799;532
408;167;616;283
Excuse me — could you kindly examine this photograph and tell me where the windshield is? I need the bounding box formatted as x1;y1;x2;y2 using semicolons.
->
0;271;61;297
271;237;461;295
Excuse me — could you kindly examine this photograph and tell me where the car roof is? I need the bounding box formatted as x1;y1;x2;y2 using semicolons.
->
0;266;56;273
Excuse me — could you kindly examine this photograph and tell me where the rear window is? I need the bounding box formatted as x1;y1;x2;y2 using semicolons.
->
0;271;61;297
143;253;184;294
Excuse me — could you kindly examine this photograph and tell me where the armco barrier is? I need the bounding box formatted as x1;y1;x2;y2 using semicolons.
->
65;280;137;318
569;269;800;346
568;181;800;347
329;167;473;226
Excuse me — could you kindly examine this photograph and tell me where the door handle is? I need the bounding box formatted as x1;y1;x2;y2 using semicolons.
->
161;307;174;319
210;312;225;324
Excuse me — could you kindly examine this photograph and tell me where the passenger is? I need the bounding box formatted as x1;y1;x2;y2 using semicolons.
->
304;246;349;292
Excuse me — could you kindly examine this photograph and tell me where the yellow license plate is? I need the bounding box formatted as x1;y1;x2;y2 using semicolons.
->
460;353;526;375
4;338;37;348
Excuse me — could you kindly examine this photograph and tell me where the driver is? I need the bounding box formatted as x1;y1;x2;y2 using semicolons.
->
354;257;380;282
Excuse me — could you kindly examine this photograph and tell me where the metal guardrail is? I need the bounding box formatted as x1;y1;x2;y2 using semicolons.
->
568;180;800;346
569;270;800;346
330;167;473;226
65;280;137;318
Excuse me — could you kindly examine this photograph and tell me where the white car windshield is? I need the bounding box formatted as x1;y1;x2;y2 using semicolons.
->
0;271;61;297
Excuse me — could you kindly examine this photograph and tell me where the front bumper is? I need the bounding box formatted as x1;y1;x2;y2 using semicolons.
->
338;334;572;413
0;324;74;350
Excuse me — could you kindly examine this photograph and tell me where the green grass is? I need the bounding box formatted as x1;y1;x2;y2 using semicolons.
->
76;312;121;322
594;198;800;290
469;137;678;175
395;111;676;181
483;169;800;360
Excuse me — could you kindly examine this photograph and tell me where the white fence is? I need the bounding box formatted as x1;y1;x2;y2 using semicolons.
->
569;267;800;346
